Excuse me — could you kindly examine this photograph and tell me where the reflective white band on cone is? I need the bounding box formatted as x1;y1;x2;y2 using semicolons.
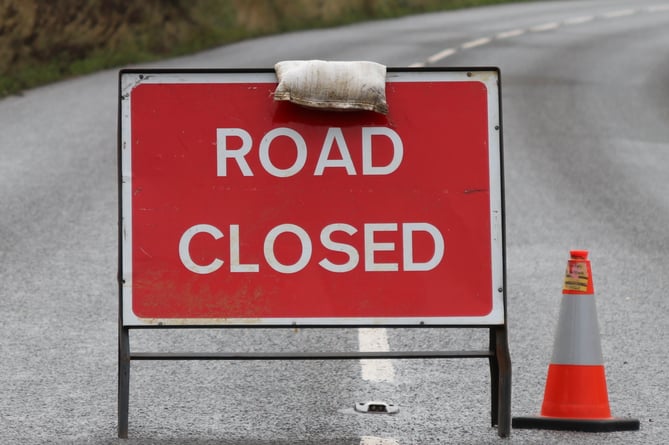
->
551;294;603;365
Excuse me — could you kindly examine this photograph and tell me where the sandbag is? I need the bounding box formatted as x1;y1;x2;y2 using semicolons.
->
274;60;388;114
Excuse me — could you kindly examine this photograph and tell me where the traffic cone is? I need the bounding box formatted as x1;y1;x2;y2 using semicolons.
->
513;250;639;432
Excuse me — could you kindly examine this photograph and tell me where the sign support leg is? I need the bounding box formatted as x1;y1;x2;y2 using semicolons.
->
489;328;499;427
490;326;512;437
118;326;130;439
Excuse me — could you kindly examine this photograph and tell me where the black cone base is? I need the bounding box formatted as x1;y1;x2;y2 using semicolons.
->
513;416;640;432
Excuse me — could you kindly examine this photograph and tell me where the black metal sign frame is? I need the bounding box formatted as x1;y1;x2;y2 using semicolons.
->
117;67;511;438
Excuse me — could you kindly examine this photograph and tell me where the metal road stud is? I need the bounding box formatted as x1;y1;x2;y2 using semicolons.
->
355;401;399;414
512;250;640;432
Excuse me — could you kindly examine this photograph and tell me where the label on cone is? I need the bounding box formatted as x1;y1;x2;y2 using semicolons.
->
563;261;589;292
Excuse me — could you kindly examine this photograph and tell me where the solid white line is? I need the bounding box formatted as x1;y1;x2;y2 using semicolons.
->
563;15;594;25
427;48;456;63
496;28;525;39
530;22;560;32
603;9;637;18
360;436;400;445
461;37;492;49
359;328;395;382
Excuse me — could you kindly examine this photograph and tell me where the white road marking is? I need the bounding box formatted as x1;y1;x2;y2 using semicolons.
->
530;22;560;32
603;9;637;18
461;37;492;49
359;328;395;382
360;436;400;445
418;5;656;67
427;48;456;63
409;62;426;68
563;15;595;25
647;4;669;12
496;28;525;39
415;3;664;80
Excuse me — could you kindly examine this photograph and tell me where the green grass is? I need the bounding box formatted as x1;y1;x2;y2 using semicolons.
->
0;0;529;98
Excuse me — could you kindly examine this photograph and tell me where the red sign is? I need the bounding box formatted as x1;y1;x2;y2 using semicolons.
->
120;69;504;326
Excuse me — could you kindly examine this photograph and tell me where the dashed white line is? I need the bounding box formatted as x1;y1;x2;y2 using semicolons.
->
563;15;595;25
419;3;666;67
360;436;400;445
530;22;560;32
496;28;525;39
647;4;669;12
427;47;456;63
603;9;637;18
409;61;426;68
359;328;395;383
461;37;492;49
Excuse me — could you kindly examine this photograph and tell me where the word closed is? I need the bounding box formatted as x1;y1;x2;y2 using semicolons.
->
179;222;445;275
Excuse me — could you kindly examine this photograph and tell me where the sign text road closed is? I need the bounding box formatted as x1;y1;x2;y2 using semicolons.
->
119;69;504;326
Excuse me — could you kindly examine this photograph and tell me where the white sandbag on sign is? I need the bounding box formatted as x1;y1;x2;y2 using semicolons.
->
274;60;388;114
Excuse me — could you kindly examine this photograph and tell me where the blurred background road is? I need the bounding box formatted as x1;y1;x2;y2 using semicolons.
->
1;1;668;443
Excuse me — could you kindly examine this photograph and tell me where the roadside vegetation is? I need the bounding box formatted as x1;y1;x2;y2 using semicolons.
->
0;0;527;97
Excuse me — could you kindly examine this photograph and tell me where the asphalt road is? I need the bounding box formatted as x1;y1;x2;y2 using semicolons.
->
2;1;669;444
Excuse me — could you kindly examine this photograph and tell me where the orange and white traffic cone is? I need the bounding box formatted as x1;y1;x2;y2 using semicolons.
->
513;250;639;432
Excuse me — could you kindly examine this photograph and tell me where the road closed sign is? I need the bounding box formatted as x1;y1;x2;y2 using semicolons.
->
119;68;505;326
